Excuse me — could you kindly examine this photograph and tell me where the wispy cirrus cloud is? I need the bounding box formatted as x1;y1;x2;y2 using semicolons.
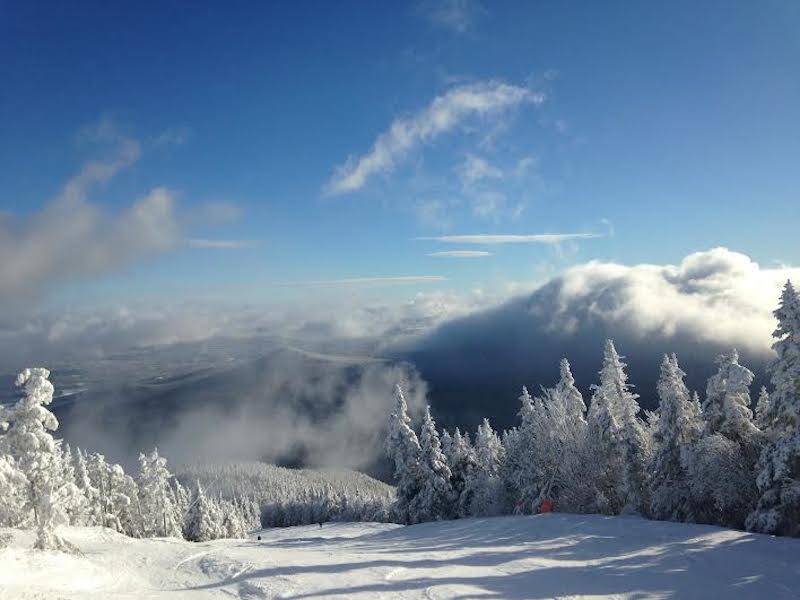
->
186;238;259;249
458;154;503;185
417;232;604;244
272;275;447;288
419;0;485;33
428;250;492;258
324;80;543;196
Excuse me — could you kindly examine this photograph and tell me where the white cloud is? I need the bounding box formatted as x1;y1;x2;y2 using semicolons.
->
513;156;537;178
186;238;259;249
548;247;800;353
414;198;454;230
428;250;492;258
324;80;543;195
63;120;142;205
0;119;239;308
417;232;604;244
469;191;506;220
0;184;181;305
458;154;503;185
420;0;485;33
272;275;448;288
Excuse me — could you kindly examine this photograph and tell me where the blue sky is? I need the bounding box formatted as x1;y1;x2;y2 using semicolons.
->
1;0;798;310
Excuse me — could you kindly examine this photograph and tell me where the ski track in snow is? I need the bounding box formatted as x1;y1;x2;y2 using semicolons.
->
2;514;800;599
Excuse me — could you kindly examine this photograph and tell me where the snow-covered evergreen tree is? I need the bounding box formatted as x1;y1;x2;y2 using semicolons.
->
545;361;592;511
0;454;27;527
556;358;587;427
748;280;800;536
649;354;703;522
503;386;544;510
74;447;101;526
138;448;182;538
440;429;453;464
184;481;223;542
384;385;423;524
172;478;191;532
87;452;113;529
221;498;248;539
755;387;772;432
107;464;142;537
693;350;760;527
444;428;477;517
598;340;650;515
54;443;87;527
465;419;506;516
703;350;758;445
415;406;454;521
689;431;757;528
0;369;80;550
585;384;624;514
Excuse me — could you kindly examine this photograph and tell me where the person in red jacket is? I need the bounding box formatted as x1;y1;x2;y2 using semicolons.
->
540;497;554;513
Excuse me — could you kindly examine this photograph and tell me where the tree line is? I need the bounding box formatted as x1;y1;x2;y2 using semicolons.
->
385;280;800;537
0;374;396;551
0;369;259;550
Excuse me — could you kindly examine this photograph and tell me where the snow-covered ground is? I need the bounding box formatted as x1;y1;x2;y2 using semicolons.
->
2;514;799;599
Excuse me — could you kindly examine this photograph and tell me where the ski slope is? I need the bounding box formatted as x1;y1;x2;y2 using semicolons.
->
2;514;799;599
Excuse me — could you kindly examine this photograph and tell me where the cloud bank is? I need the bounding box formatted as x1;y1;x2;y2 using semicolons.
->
49;343;430;474
324;80;543;195
404;248;798;431
545;247;796;353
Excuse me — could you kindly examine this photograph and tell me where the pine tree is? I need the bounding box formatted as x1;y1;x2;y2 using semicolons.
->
57;443;87;526
586;384;624;514
546;362;592;511
556;358;587;427
137;448;182;538
465;419;506;516
697;350;761;527
649;354;703;521
107;464;141;537
445;428;477;517
748;280;800;535
503;387;540;509
0;454;27;527
87;453;121;532
384;385;423;524
74;448;101;526
703;350;757;445
221;499;247;539
0;369;80;550
415;406;454;521
172;478;191;533
755;387;772;432
184;481;223;542
598;340;650;515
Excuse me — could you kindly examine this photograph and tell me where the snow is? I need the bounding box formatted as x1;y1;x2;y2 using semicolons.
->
2;514;799;599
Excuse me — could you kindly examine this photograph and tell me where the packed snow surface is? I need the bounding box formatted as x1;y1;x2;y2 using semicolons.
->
2;514;799;599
